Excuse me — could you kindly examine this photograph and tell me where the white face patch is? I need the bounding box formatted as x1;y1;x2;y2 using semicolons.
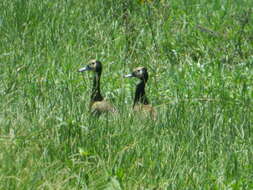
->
135;69;144;78
90;59;97;64
89;60;97;69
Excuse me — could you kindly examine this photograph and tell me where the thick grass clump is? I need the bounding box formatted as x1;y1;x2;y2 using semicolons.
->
0;0;252;189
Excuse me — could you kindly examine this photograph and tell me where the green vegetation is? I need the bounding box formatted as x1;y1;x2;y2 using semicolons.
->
0;0;252;189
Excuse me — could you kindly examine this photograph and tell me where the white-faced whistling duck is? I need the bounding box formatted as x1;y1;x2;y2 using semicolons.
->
78;59;116;116
124;67;157;120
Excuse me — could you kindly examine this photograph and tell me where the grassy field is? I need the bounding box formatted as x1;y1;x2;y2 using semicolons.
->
0;0;253;189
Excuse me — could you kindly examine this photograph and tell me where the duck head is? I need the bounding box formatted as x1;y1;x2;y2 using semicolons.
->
79;59;102;75
124;67;148;82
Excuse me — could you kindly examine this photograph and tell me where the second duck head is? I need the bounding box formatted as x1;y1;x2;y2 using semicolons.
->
124;66;150;106
124;67;149;82
78;59;104;105
79;59;102;75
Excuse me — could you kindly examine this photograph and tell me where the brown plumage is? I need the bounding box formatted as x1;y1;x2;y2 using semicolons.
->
78;60;116;116
124;67;157;120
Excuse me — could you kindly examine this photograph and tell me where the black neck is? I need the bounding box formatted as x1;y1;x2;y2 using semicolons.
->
133;80;149;106
91;72;103;103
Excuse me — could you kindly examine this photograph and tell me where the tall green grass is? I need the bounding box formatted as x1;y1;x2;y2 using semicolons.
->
0;0;252;189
